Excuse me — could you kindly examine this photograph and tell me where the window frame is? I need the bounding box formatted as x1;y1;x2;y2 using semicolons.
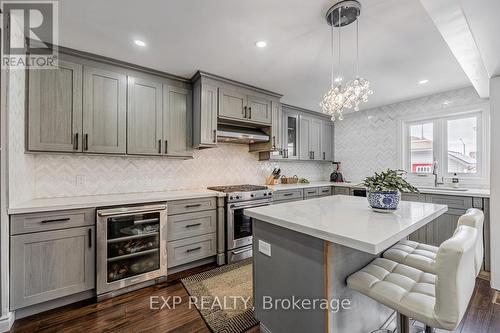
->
398;103;490;182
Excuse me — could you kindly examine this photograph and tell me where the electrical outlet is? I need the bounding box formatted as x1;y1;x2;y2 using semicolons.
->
76;175;85;187
258;240;271;257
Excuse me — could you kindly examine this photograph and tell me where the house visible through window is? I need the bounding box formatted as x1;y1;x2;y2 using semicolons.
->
403;111;484;178
447;117;477;174
409;123;433;174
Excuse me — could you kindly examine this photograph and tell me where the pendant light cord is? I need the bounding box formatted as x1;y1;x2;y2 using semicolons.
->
337;6;341;83
330;12;334;88
356;17;359;78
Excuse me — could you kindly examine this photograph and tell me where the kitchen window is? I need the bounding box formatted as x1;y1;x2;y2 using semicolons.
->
400;106;489;180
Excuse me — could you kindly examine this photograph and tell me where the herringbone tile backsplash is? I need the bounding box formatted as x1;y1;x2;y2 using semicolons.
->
335;87;486;182
33;145;331;199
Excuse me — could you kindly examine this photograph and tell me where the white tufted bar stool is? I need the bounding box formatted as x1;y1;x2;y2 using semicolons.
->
347;225;477;333
382;208;484;275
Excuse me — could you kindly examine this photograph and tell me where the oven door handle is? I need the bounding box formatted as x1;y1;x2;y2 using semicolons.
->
229;199;272;209
231;247;252;255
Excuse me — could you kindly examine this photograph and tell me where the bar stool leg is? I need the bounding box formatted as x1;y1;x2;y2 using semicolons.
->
397;313;410;333
424;326;434;333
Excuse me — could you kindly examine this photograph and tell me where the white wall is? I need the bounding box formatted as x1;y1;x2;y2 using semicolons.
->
490;76;500;290
334;87;486;184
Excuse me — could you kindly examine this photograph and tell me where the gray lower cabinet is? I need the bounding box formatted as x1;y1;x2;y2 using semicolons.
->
318;186;332;196
304;188;320;199
10;226;95;310
333;187;351;196
28;60;83;152
167;197;218;268
127;76;163;155
83;66;127;154
163;86;192;157
273;189;303;202
426;208;465;246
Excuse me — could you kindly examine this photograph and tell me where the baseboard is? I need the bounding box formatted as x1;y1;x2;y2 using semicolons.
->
0;312;15;332
14;290;95;320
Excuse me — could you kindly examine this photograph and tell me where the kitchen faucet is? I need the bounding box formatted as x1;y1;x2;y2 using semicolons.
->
432;159;444;187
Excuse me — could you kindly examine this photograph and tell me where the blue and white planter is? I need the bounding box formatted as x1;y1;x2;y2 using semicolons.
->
367;190;401;211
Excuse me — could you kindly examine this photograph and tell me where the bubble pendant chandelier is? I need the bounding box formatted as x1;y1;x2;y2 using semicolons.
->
320;0;373;121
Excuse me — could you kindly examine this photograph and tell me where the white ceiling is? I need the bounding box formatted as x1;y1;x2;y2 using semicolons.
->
58;0;471;112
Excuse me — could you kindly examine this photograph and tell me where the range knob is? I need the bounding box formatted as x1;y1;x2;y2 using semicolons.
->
250;194;255;197
236;195;241;200
229;196;233;200
263;193;267;196
268;192;273;196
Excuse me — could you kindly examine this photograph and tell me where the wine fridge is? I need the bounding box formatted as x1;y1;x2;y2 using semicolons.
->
97;203;167;298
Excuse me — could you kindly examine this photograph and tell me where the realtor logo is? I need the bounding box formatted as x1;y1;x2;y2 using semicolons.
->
1;0;59;68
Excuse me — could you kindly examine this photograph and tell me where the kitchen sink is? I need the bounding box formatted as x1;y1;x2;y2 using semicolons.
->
418;186;469;192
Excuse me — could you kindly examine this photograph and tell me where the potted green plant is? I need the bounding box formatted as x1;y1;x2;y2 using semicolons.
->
362;169;418;212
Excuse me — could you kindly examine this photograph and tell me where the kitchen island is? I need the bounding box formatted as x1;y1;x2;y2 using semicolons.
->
244;195;447;333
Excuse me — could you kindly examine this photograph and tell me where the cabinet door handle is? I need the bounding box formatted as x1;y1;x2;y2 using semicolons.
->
41;218;70;224
186;246;202;253
213;129;217;143
88;228;92;248
272;136;276;148
185;203;202;208
243;106;247;118
74;133;79;150
84;134;89;151
158;139;162;154
185;223;202;228
323;152;326;160
248;107;252;119
283;193;293;197
312;151;315;159
165;140;168;154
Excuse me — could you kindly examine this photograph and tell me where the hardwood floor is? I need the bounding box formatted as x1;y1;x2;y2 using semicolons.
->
10;267;500;333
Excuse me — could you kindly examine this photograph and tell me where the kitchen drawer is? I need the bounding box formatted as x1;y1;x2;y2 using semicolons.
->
401;192;425;202
318;186;332;197
273;189;303;202
304;188;320;198
167;233;216;268
333;187;350;196
426;194;473;209
11;209;95;235
168;210;216;241
167;197;217;215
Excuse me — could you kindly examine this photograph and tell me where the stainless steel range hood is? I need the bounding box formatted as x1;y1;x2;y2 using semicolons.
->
217;125;269;144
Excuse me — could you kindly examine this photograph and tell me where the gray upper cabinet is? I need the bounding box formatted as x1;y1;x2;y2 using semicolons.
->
163;85;192;157
283;110;299;159
10;226;95;310
219;88;247;121
247;95;272;125
299;115;321;160
127;76;163;155
321;120;334;161
193;79;218;148
271;101;282;151
83;66;127;154
28;60;83;152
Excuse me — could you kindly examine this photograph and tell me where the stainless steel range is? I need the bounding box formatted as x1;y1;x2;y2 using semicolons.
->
207;185;272;263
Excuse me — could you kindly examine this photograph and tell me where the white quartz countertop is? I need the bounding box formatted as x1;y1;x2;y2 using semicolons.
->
8;189;226;215
269;181;490;198
244;195;448;254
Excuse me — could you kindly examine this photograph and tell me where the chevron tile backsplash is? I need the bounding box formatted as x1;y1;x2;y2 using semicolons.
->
32;145;331;199
335;87;486;182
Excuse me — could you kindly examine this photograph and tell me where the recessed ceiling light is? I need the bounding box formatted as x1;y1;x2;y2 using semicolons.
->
134;39;146;47
418;79;429;85
255;40;267;48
